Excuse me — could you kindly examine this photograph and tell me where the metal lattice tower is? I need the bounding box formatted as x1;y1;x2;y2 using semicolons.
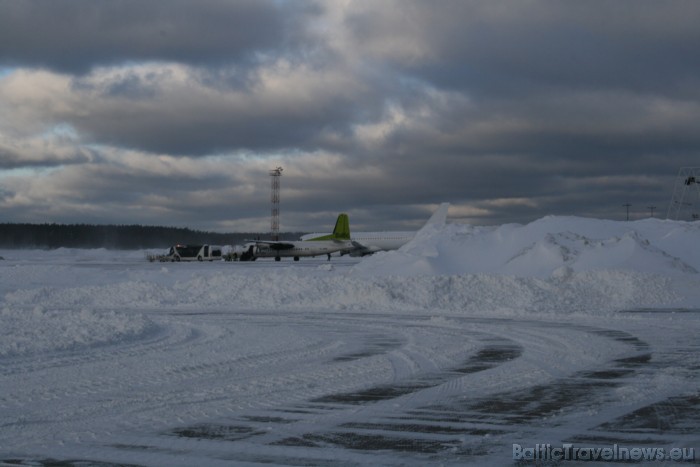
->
667;167;700;220
269;167;283;240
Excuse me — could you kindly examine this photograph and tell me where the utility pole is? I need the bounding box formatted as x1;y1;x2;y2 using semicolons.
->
269;167;283;240
622;203;631;221
647;205;656;218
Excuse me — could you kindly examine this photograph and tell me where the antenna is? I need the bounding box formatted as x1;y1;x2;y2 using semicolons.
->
269;167;283;240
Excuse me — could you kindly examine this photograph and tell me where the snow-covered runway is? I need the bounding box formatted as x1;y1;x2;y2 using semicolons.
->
2;301;697;465
1;216;699;465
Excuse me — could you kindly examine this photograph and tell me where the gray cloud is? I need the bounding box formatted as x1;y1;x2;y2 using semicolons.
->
0;61;383;156
343;1;700;95
0;0;314;73
0;133;95;169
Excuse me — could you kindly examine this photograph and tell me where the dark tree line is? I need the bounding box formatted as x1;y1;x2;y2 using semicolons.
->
0;223;303;250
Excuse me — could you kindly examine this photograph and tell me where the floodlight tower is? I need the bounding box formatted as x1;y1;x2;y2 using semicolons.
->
269;167;283;240
667;167;700;220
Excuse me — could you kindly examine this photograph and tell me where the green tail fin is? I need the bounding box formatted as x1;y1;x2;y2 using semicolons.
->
308;213;350;241
332;213;350;240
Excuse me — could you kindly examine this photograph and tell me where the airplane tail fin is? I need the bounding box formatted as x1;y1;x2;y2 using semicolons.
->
424;203;449;227
307;213;350;241
332;213;350;240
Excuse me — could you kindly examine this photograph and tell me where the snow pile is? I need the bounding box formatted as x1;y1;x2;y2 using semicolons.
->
3;264;680;316
0;306;156;357
352;216;700;278
342;216;700;312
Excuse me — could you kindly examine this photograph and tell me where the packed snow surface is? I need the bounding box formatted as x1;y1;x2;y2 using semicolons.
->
1;216;699;465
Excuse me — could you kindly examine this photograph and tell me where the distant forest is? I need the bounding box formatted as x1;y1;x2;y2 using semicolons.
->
0;223;303;250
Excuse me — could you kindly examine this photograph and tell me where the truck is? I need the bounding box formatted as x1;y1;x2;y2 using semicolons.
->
165;244;222;262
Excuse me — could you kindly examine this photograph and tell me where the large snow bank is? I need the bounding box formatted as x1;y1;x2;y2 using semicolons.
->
343;216;700;312
7;269;673;315
352;216;700;278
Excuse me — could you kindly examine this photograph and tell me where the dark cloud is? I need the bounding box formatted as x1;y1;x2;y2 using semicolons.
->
344;1;700;96
0;0;315;73
59;62;382;155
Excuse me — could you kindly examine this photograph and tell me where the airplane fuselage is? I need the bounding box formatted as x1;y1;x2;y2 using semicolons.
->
300;231;414;255
350;231;414;252
244;240;352;261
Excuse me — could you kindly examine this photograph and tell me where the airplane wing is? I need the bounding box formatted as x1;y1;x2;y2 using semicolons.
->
348;241;381;257
351;240;371;252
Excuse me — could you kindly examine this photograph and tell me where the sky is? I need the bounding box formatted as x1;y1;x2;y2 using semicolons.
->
1;0;700;232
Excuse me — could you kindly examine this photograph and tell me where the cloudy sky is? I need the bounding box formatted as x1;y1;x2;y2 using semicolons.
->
1;0;700;232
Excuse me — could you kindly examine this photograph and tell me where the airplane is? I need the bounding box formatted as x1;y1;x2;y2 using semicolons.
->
300;203;449;256
238;213;353;261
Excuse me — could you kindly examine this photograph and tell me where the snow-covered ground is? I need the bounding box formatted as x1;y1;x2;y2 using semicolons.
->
1;216;699;465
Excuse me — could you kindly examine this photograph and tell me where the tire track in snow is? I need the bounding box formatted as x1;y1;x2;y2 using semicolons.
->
154;316;658;465
5;311;698;466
